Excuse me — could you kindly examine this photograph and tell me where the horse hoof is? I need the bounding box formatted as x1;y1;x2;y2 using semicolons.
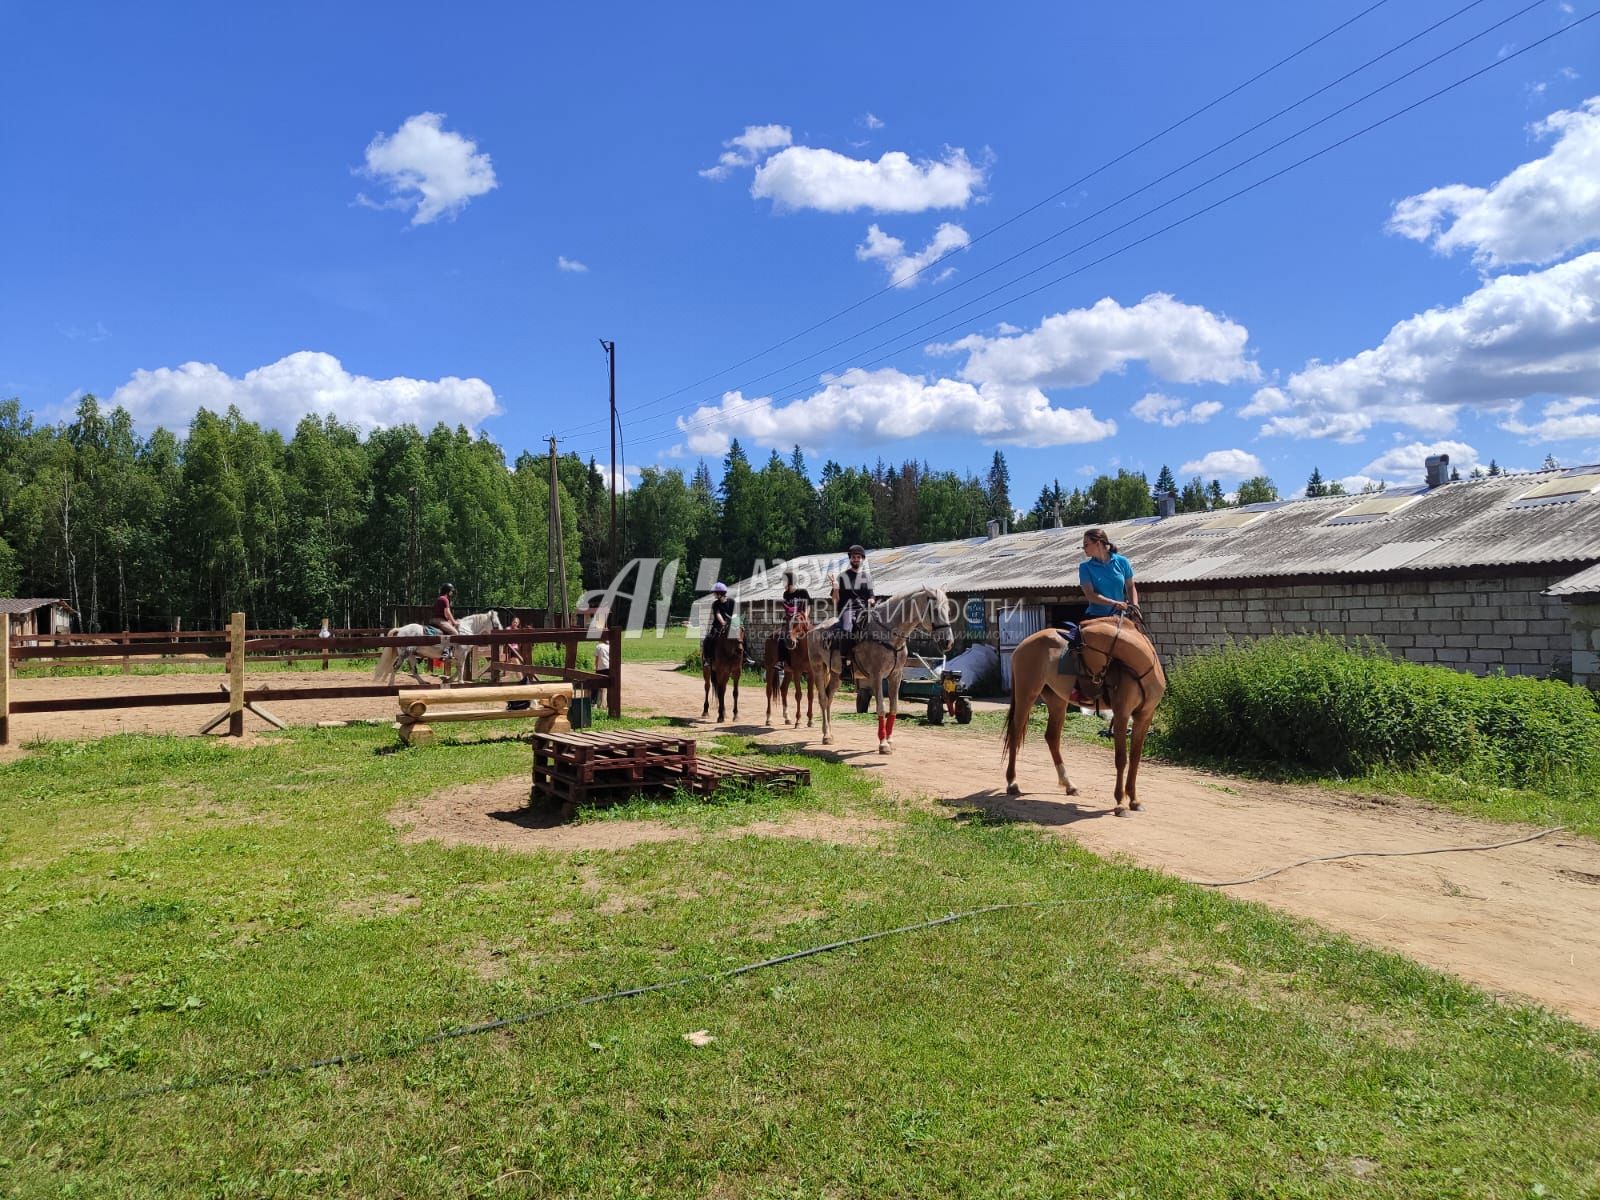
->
1065;785;1079;796
1129;799;1142;811
1113;806;1127;818
1006;783;1021;796
822;736;832;746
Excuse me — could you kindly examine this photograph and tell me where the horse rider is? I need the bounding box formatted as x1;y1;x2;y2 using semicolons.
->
431;583;461;636
703;581;736;661
829;544;873;673
781;570;812;648
1073;526;1138;718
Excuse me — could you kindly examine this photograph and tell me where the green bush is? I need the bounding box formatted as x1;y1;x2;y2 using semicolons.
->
1160;635;1600;783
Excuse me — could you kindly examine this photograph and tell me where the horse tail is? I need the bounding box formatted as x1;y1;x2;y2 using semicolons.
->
1000;688;1026;761
373;631;398;681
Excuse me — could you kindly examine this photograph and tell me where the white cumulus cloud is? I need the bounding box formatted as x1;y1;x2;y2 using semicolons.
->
357;113;497;226
1130;392;1223;427
1258;252;1600;441
855;222;970;287
937;293;1258;391
666;291;1255;455
676;369;1116;452
557;256;589;273
699;124;794;181
751;145;985;213
1502;396;1600;440
1178;449;1262;479
1357;440;1480;484
1388;96;1600;269
108;351;500;435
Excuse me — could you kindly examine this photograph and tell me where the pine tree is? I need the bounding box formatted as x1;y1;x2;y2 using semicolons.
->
986;450;1012;523
1543;453;1560;470
1304;466;1326;498
1487;459;1502;477
1154;464;1177;497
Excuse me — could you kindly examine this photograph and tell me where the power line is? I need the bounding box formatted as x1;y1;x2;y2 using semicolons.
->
575;0;1507;445
555;0;1397;439
601;6;1596;457
562;0;1531;447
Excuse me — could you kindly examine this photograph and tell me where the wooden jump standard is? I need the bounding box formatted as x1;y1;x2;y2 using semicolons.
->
395;683;573;746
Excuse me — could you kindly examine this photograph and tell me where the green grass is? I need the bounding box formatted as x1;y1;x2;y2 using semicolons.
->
2;727;1598;1198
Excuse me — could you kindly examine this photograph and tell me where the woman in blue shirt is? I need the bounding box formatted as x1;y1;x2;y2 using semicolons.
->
1079;527;1137;618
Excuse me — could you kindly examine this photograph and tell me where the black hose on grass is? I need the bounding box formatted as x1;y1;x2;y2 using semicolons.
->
26;824;1567;1110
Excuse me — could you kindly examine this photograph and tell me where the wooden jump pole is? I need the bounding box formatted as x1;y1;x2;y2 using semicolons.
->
1;613;11;747
228;612;245;737
606;623;622;718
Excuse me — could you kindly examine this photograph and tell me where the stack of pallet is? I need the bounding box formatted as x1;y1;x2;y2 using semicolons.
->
531;728;810;818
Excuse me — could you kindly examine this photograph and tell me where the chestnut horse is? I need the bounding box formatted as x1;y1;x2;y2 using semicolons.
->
1001;616;1166;816
763;613;815;728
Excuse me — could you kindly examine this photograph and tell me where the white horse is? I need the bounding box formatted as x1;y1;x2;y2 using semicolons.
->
372;610;502;687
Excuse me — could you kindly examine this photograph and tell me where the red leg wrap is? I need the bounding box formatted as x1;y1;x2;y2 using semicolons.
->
885;713;897;738
877;715;887;742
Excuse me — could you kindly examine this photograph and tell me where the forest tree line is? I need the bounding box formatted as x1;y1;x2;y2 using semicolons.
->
1;396;1280;631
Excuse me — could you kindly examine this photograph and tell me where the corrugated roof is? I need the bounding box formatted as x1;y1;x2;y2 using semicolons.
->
0;598;70;616
1547;562;1600;597
733;465;1600;600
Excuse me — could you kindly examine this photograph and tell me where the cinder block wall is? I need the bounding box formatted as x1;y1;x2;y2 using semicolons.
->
1570;601;1600;688
1147;576;1575;680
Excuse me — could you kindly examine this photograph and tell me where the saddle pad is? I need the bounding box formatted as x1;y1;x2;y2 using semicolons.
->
1057;644;1085;677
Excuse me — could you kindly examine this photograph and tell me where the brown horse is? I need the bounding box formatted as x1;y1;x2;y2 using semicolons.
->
701;628;746;723
1001;617;1166;816
803;586;955;753
763;617;815;728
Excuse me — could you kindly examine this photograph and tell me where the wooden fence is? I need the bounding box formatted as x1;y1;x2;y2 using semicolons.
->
0;613;623;746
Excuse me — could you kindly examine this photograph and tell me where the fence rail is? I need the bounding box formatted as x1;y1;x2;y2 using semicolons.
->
0;613;622;745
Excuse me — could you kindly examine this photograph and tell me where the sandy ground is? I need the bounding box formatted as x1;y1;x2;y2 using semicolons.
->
7;663;1600;1025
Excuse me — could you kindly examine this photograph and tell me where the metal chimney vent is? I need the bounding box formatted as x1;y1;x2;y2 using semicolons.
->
986;518;1002;540
1425;453;1450;488
1156;491;1176;518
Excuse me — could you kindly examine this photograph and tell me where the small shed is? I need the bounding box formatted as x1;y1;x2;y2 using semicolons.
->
0;598;78;639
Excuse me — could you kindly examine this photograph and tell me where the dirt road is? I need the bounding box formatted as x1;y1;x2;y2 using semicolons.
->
7;663;1600;1025
630;662;1600;1027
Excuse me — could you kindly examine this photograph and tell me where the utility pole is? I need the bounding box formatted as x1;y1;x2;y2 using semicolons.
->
600;339;617;581
546;436;571;627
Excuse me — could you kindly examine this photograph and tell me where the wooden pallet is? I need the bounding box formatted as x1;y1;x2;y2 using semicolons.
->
529;729;809;816
531;729;696;781
681;754;811;797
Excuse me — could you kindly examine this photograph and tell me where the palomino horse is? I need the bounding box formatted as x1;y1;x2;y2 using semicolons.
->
804;586;956;753
701;626;746;723
763;612;816;728
1001;615;1166;816
372;610;503;687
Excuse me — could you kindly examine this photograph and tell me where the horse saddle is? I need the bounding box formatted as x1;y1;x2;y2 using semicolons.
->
423;625;442;637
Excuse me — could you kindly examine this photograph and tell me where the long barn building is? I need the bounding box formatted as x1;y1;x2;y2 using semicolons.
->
731;461;1600;690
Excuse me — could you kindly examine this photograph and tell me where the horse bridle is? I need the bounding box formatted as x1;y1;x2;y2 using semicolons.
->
1077;610;1158;708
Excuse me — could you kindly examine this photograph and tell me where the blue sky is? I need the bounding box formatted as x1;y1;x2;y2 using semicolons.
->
3;0;1599;506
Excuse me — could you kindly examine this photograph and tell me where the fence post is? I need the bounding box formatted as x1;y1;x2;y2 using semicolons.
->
606;623;622;719
0;613;11;747
122;629;131;674
228;612;246;737
320;617;330;671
